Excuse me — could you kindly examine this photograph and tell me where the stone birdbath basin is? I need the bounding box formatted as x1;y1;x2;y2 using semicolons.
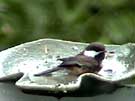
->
0;39;135;94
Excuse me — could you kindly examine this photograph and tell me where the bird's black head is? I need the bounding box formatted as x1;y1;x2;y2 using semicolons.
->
84;42;106;63
85;42;105;52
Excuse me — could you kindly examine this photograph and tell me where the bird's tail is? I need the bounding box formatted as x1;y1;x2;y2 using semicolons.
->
34;67;61;76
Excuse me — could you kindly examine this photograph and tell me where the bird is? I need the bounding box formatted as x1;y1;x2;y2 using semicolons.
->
34;42;106;76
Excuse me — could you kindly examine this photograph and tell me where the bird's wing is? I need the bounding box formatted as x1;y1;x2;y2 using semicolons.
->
58;57;82;67
58;55;98;68
77;55;98;68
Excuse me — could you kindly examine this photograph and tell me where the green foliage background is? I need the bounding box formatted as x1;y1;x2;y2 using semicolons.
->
0;0;135;50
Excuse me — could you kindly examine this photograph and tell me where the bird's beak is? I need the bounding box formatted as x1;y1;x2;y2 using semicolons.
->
105;50;115;57
99;50;114;55
101;50;114;54
99;50;106;54
105;50;115;54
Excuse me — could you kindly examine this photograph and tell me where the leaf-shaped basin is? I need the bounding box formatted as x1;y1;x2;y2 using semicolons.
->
0;39;135;93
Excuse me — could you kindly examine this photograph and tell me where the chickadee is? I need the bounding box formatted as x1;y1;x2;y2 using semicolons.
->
34;42;107;76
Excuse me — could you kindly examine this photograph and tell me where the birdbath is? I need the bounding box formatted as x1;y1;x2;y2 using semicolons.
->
0;38;135;95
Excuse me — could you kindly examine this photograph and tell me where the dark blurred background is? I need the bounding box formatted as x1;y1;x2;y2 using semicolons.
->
0;0;135;50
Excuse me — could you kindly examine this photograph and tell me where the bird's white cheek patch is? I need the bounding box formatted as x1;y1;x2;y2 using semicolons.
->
84;51;98;57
